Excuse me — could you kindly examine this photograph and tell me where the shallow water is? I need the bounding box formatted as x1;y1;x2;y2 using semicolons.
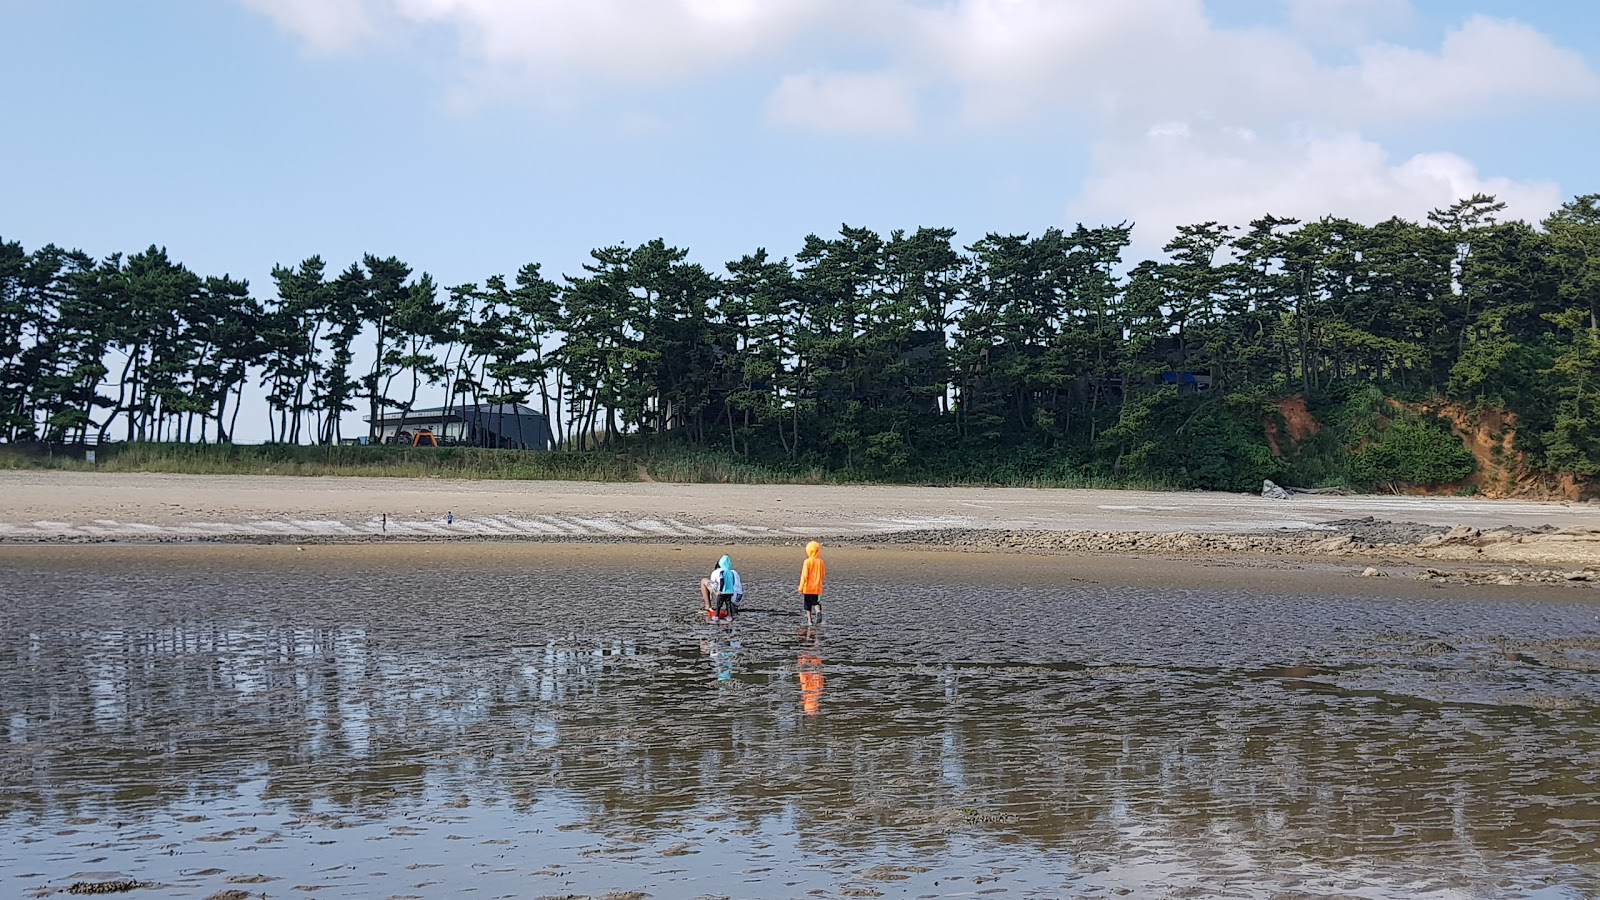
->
3;552;1600;899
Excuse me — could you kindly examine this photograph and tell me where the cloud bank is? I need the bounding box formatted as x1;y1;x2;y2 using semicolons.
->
240;0;1598;240
1069;126;1563;243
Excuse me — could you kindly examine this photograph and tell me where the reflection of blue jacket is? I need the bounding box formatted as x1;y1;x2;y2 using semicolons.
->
712;555;743;597
714;639;740;681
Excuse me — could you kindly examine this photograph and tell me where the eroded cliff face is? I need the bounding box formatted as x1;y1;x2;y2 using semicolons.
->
1265;395;1594;500
1398;401;1527;498
1400;400;1595;501
1264;394;1320;461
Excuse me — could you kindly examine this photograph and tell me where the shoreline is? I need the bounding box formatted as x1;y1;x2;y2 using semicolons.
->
2;531;1594;592
3;540;1594;602
1;470;1598;587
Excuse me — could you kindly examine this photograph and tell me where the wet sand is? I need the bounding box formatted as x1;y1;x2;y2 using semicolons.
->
0;541;1593;602
4;542;1600;898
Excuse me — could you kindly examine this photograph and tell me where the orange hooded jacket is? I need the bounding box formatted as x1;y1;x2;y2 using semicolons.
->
798;541;826;595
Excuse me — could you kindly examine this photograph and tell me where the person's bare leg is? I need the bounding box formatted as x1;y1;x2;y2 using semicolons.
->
701;579;713;612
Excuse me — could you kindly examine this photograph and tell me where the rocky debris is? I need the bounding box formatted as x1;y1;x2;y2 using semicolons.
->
1412;521;1600;566
1322;517;1446;545
844;527;1444;556
1416;566;1600;587
1361;567;1383;577
847;523;1600;571
1311;534;1356;552
529;894;651;900
67;883;147;896
1419;524;1482;547
1261;479;1293;500
850;528;1326;556
862;864;932;881
841;797;1018;830
1415;522;1563;548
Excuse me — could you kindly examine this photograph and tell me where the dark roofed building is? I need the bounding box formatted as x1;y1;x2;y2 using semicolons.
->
365;403;553;451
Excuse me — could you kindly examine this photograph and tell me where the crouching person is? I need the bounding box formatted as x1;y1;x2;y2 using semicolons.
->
701;554;743;620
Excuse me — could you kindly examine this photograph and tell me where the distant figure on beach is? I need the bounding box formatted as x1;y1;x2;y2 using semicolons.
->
701;555;743;619
797;541;826;625
446;511;454;525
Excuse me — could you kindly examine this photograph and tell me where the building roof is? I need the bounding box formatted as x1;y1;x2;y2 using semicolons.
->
365;402;544;424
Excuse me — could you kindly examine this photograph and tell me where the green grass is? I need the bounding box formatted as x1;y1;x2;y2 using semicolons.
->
0;442;638;482
635;445;1176;490
637;447;833;485
1;440;1181;490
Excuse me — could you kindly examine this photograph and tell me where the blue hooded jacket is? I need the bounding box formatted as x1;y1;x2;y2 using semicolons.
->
713;555;743;597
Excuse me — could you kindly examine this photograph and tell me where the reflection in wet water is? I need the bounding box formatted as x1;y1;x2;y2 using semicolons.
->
798;631;824;717
2;558;1599;898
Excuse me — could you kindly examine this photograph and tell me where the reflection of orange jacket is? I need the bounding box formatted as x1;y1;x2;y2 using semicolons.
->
798;653;824;715
798;541;826;594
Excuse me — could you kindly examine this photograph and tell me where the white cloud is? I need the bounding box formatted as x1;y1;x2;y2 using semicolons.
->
766;70;918;135
900;3;1596;130
240;0;377;52
239;1;1598;128
249;0;857;82
906;0;1210;123
1283;0;1412;45
1068;125;1563;248
238;0;1595;239
1347;16;1600;119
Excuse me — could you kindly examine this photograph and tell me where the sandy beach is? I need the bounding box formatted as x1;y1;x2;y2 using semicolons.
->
2;470;1598;574
4;470;1596;532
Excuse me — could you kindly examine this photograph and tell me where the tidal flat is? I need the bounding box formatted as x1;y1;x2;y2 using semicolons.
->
3;544;1599;899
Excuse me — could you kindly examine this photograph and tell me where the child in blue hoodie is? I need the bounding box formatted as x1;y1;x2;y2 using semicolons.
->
700;555;744;619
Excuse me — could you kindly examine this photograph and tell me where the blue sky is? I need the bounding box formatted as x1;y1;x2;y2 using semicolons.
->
4;0;1599;300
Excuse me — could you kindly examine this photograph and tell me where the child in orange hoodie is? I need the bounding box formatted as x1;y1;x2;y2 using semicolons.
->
797;541;827;625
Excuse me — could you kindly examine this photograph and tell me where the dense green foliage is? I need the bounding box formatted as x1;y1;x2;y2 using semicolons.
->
1260;385;1479;490
1349;421;1478;488
4;192;1598;490
0;441;1173;488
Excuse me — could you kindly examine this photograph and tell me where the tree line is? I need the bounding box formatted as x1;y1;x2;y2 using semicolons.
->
3;193;1597;490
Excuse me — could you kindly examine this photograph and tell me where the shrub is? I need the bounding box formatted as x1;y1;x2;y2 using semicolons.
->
1101;392;1281;493
1174;403;1282;493
1349;420;1475;487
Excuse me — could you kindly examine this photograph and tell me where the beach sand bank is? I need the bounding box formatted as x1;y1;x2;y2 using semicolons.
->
4;470;1596;533
1;470;1597;576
